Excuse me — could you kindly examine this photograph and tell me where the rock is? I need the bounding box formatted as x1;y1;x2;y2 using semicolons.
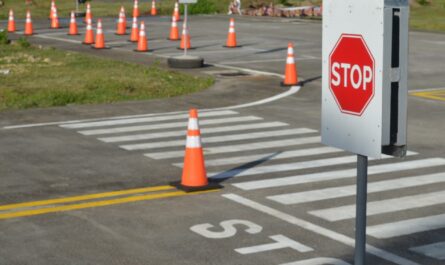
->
0;69;11;75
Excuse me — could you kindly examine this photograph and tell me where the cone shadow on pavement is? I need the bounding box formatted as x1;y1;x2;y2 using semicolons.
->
209;152;281;181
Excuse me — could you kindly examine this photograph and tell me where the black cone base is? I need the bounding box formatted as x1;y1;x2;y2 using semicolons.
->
170;181;222;193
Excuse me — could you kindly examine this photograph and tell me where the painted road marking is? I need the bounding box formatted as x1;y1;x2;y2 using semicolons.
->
234;157;441;191
99;121;289;143
280;258;352;265
120;128;316;151
410;241;445;260
410;89;445;101
0;185;174;211
0;189;218;220
222;194;420;265
176;146;342;167
234;234;313;254
145;136;321;160
78;116;263;135
2;84;300;130
266;172;445;205
367;213;445;239
309;190;445;222
210;155;372;179
61;110;237;129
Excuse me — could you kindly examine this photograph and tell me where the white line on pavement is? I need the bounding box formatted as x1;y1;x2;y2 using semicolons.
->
267;159;445;205
280;258;352;265
410;241;445;260
61;110;237;129
210;155;366;179
175;146;340;167
267;172;445;205
121;128;316;151
99;121;288;143
222;193;420;265
79;116;262;135
367;214;445;239
234;157;442;191
310;189;445;222
145;136;321;160
3;86;300;130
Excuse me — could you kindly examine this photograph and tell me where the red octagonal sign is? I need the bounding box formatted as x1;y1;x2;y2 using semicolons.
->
329;34;375;116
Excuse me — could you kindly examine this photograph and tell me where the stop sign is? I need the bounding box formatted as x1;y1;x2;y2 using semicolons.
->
329;34;375;116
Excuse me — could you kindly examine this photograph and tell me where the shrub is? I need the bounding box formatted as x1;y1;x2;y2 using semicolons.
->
180;0;218;14
16;37;31;48
417;0;430;6
0;30;9;45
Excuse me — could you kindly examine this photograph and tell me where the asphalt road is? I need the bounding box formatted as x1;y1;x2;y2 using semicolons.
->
0;14;444;265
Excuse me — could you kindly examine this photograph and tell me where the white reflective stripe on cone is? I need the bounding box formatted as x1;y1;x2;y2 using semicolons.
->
287;57;295;64
186;136;201;148
188;118;199;130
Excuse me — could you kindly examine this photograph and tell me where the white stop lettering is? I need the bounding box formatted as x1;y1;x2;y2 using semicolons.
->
331;62;372;90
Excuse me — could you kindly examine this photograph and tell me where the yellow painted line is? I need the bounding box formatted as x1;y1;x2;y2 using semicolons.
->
0;185;175;211
0;189;218;220
410;89;445;102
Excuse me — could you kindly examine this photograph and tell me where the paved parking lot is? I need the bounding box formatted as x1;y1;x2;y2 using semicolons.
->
0;14;445;265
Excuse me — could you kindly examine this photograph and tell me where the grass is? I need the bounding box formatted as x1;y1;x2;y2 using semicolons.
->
0;0;230;20
2;0;444;32
410;0;445;32
0;36;214;111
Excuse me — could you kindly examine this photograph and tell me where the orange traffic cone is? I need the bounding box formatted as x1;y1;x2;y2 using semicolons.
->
224;18;240;48
129;16;139;42
173;1;180;21
135;21;150;52
7;9;16;33
24;10;33;36
133;0;140;18
49;0;56;20
116;7;127;35
93;19;108;49
282;42;299;86
82;18;94;44
85;2;92;23
68;11;79;35
168;15;179;41
151;0;157;16
179;22;191;50
171;109;221;192
50;6;60;29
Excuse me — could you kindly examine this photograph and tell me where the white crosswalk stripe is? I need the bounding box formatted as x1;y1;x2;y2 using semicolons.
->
210;155;360;179
266;171;443;204
144;136;321;160
367;214;445;239
174;146;342;167
309;189;445;221
234;158;444;191
60;110;238;129
98;122;289;143
410;241;445;260
62;110;445;251
79;116;263;135
120;128;316;151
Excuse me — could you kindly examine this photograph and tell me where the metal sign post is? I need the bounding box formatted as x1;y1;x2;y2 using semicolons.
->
354;155;368;265
74;0;86;17
321;0;409;264
184;3;188;56
168;0;204;69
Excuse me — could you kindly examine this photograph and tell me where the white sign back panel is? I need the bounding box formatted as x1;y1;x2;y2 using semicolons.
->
322;0;385;158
